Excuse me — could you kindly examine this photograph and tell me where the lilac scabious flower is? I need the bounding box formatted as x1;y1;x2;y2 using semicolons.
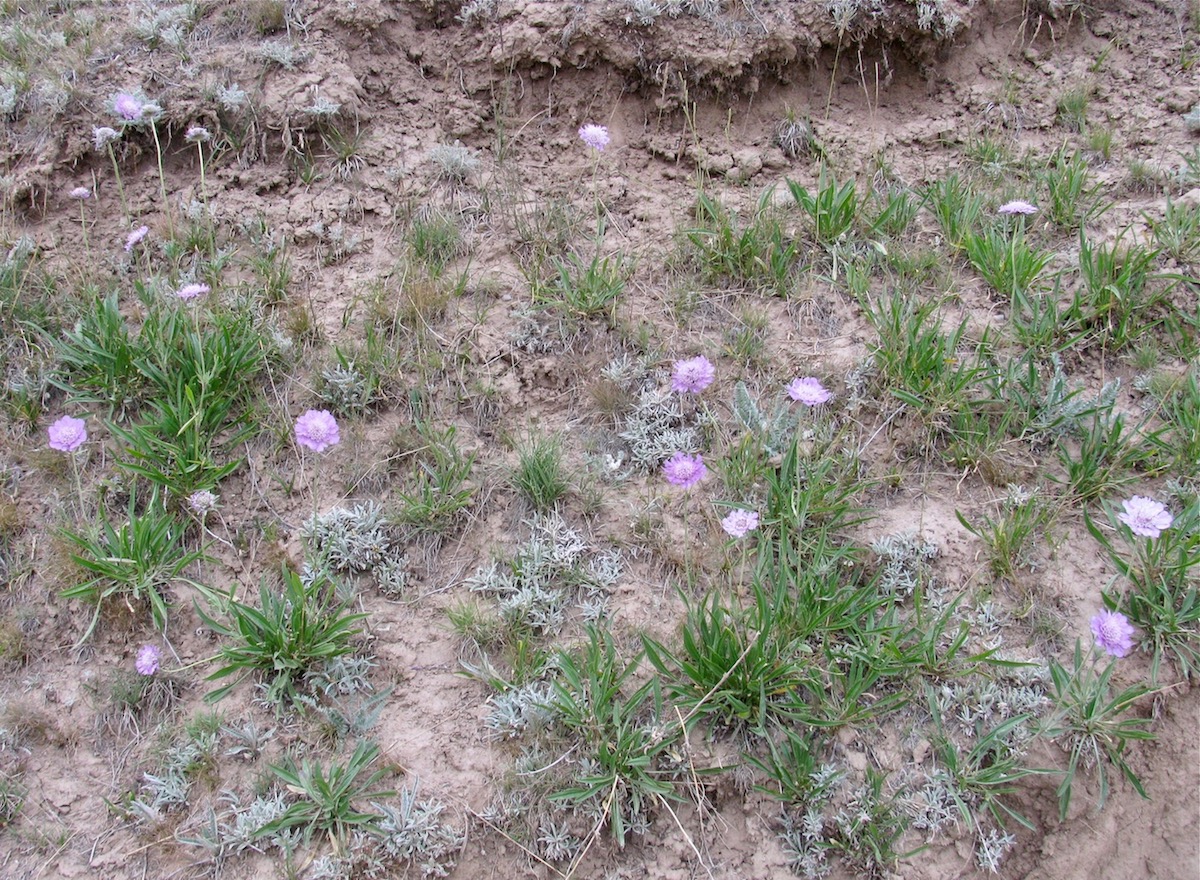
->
112;92;144;121
578;123;610;151
69;186;91;200
188;489;218;515
786;377;833;406
295;409;340;452
125;225;149;252
1117;496;1173;539
135;644;162;676
663;452;706;489
185;125;211;143
48;416;87;452
177;282;211;300
93;126;120;151
721;508;759;538
1090;610;1135;658
671;355;715;394
998;199;1038;216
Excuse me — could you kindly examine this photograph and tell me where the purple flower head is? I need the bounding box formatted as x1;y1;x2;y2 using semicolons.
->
112;92;144;122
124;225;149;252
721;508;759;538
48;416;87;452
69;186;91;200
998;199;1038;216
663;452;706;489
177;282;211;301
93;126;120;151
135;644;162;676
188;489;218;515
1090;610;1135;658
294;409;340;452
185;125;211;143
671;355;715;394
578;123;610;151
786;377;833;406
1117;496;1173;539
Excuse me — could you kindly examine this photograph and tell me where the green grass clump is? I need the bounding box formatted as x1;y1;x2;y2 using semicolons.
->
964;227;1054;299
540;248;630;320
787;165;859;247
259;740;394;853
60;487;207;645
643;585;815;735
686;189;798;296
1067;230;1164;349
546;627;679;848
200;567;367;707
510;434;570;512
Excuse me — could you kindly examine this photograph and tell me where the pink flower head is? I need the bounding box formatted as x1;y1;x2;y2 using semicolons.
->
135;643;162;676
1117;496;1173;539
93;126;120;151
124;225;149;252
69;186;91;200
663;452;706;489
721;508;759;538
578;123;610;151
177;282;211;300
998;199;1038;216
671;355;715;394
188;489;218;514
113;92;144;122
294;409;340;452
1090;610;1135;658
48;416;87;452
185;125;211;143
786;377;832;406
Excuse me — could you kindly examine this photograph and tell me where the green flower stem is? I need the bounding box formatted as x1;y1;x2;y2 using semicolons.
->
150;121;174;238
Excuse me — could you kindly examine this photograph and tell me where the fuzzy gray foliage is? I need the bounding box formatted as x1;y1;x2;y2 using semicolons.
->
976;826;1017;873
485;681;556;739
1035;353;1119;440
319;361;374;414
221;720;276;761
538;819;581;861
871;531;938;597
428;142;481;182
1183;104;1200;132
932;667;1049;738
370;782;465;877
618;387;701;470
374;553;410;597
456;0;498;25
303;502;394;573
732;380;797;457
465;514;622;631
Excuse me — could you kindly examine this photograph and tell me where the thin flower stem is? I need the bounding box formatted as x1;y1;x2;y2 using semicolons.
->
105;143;129;218
76;203;91;281
150;121;174;238
195;140;216;255
681;493;697;592
199;513;236;550
69;452;85;518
